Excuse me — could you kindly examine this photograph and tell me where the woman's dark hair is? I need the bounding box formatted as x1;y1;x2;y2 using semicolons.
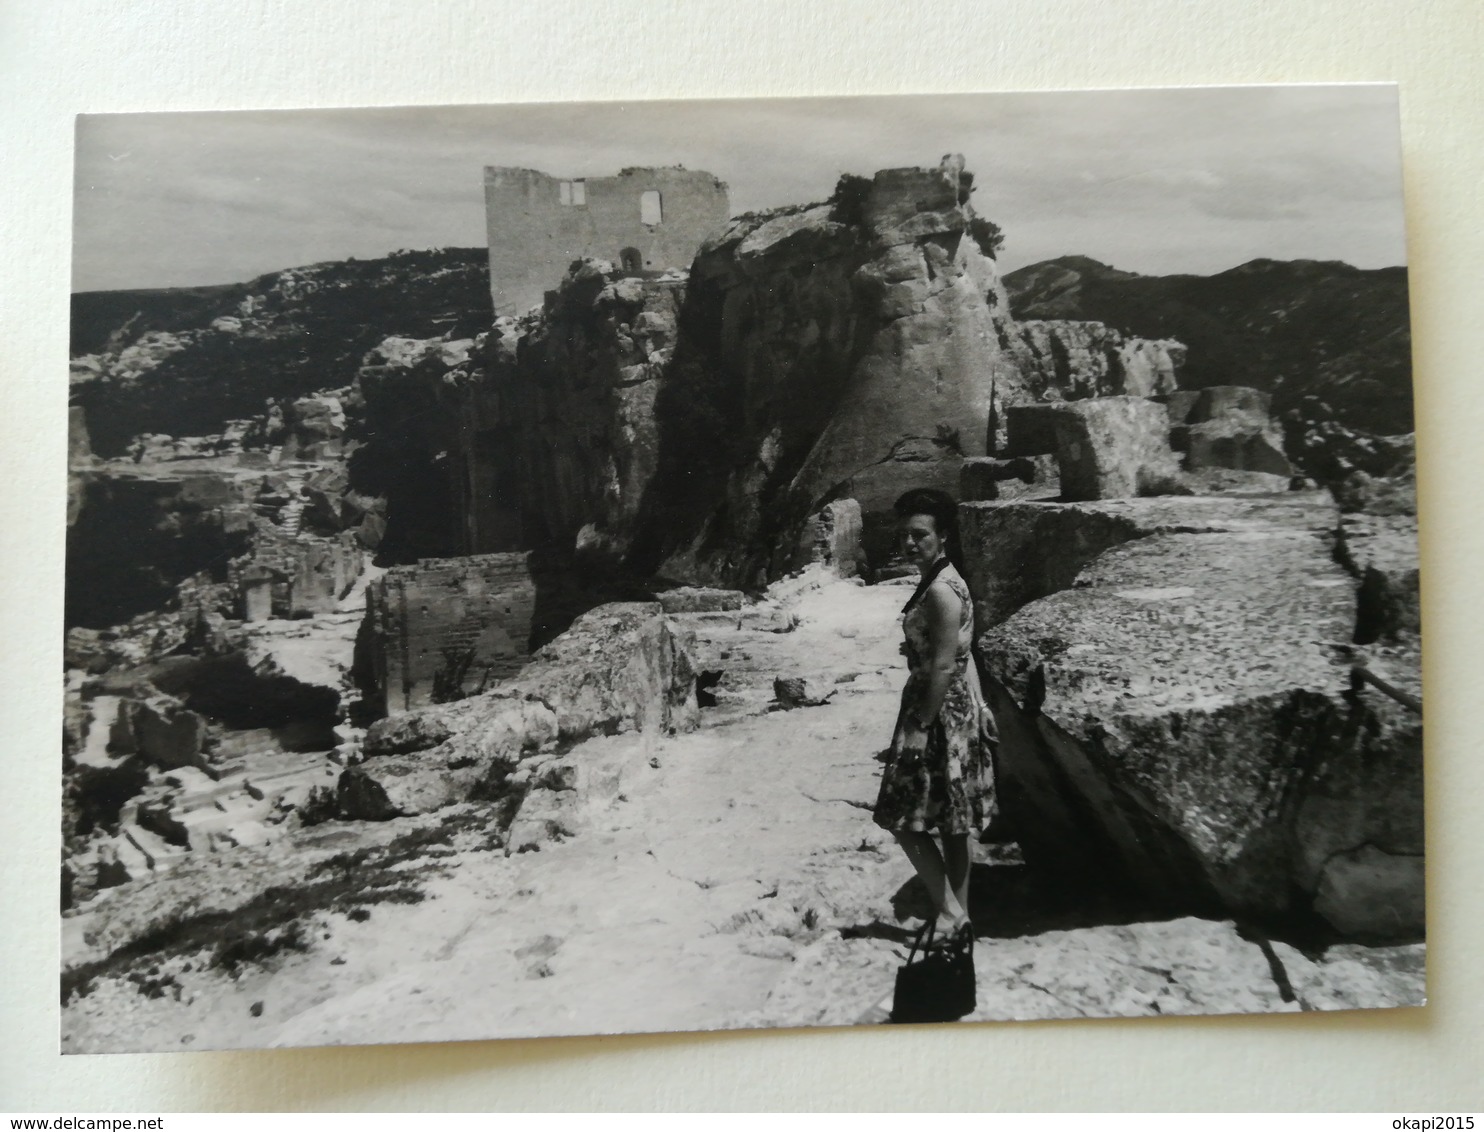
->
893;487;963;570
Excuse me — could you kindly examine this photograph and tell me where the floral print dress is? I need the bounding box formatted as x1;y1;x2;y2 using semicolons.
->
872;561;998;836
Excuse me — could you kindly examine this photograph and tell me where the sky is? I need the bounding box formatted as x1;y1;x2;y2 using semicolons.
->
72;85;1407;293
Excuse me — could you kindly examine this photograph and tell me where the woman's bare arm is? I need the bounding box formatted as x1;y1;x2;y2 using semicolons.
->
910;580;962;728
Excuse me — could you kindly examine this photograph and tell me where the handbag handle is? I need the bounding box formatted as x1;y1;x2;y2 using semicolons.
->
905;919;938;964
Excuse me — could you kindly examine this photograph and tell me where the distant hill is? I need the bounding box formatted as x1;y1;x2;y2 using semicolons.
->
72;249;492;456
1004;256;1414;434
71;282;250;357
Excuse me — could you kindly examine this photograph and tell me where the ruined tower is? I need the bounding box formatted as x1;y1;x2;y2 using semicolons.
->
483;166;731;317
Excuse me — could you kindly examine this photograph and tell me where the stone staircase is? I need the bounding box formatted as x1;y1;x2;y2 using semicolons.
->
278;467;309;537
83;739;340;894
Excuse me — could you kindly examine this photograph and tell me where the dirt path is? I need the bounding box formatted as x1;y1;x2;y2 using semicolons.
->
258;578;916;1046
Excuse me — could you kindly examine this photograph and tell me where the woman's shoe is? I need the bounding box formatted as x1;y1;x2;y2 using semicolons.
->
944;918;974;959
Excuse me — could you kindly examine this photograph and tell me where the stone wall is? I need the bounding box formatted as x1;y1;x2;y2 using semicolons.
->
484;166;729;317
364;552;537;715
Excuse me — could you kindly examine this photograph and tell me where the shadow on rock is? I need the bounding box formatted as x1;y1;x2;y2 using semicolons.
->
879;861;1169;942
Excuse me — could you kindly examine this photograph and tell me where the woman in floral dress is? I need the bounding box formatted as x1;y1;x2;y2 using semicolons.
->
873;488;997;950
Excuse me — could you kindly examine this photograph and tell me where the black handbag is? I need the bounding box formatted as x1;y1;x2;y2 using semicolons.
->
889;920;976;1024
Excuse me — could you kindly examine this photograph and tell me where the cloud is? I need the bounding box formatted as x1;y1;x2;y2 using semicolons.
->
72;85;1407;291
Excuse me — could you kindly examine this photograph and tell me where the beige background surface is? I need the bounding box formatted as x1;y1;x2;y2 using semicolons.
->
2;0;1480;1112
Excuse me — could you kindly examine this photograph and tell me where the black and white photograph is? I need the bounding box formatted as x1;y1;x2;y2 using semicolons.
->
61;85;1423;1053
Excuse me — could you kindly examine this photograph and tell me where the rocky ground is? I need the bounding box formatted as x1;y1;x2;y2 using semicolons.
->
60;572;1424;1053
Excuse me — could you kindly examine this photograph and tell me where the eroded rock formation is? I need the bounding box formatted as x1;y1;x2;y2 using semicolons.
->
966;492;1423;941
1003;397;1184;501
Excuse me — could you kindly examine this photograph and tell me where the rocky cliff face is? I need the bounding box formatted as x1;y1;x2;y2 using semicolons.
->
640;161;1028;582
481;267;688;567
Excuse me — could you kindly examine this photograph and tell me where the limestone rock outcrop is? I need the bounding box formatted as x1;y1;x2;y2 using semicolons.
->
1013;320;1184;401
967;492;1423;940
370;161;1196;593
507;602;699;740
1005;255;1414;437
71;248;493;458
338;696;559;820
648;159;1029;582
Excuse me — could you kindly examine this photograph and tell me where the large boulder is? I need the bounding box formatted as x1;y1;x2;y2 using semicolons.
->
507;602;699;739
339;696;558;820
1004;397;1183;501
959;495;1257;630
1050;397;1183;501
969;492;1423;940
1167;386;1292;477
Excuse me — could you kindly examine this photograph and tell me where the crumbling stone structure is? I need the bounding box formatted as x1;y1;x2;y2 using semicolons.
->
231;527;363;622
365;552;537;715
790;498;865;578
484;166;730;316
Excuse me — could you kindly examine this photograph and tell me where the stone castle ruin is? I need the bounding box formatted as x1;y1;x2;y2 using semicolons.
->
483;165;730;316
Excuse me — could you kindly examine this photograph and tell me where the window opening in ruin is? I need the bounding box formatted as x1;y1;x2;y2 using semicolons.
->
619;247;643;273
640;190;663;226
571;179;586;206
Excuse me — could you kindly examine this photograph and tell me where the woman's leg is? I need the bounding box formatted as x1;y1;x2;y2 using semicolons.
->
894;831;968;926
941;833;972;927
